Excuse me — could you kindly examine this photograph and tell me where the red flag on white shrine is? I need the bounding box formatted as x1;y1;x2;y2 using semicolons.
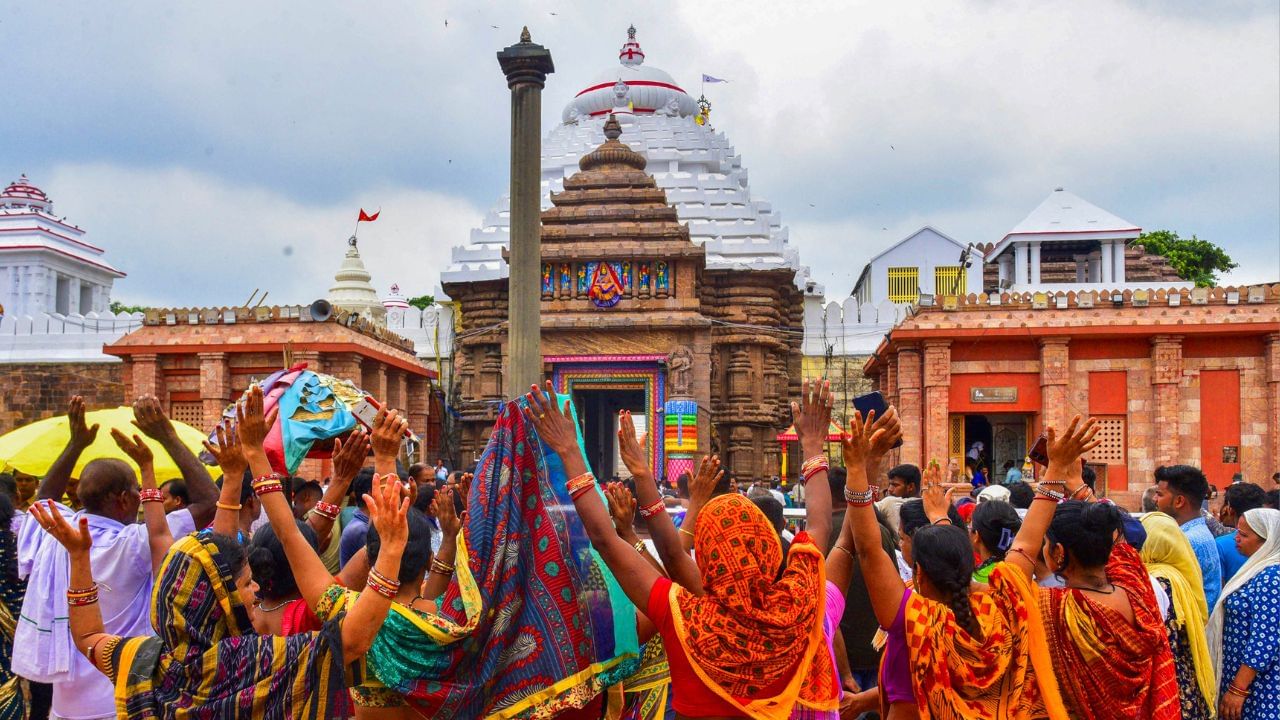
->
358;208;380;223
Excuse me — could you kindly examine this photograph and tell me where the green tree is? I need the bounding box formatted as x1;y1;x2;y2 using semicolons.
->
407;294;434;310
1136;230;1236;287
109;301;149;314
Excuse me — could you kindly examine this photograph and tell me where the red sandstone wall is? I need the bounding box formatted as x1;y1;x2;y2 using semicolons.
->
0;363;127;435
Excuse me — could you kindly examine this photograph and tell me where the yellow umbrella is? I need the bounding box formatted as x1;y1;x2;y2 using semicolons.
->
0;407;209;479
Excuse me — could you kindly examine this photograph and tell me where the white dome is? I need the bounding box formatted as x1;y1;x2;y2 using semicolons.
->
561;26;698;123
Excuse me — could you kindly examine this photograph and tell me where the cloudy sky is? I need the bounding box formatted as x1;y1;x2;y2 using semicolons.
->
4;0;1277;307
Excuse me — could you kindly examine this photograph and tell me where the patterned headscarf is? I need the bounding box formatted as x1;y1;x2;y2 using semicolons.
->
115;531;344;720
671;494;836;720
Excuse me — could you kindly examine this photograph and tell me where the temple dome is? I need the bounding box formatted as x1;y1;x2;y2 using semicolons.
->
445;25;819;294
328;236;387;324
1;174;52;213
561;26;697;123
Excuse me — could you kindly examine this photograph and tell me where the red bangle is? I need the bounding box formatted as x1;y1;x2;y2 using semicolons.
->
139;489;164;503
566;472;596;496
312;501;340;520
253;481;284;497
637;498;664;519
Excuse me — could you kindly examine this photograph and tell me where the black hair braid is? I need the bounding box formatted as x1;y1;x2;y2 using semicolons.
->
943;577;981;639
912;524;982;638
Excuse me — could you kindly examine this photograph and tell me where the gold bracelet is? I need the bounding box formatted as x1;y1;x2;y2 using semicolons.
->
634;540;647;554
833;544;854;558
216;501;242;511
679;528;695;539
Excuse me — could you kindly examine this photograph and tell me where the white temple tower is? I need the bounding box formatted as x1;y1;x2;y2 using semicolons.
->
328;236;387;325
0;175;124;316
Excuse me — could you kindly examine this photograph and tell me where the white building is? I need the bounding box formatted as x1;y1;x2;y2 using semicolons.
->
382;284;455;366
0;175;124;317
851;226;985;306
327;236;387;325
985;188;1192;294
441;25;819;294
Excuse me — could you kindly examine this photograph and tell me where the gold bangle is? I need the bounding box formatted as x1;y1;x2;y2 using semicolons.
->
216;501;242;511
679;528;695;539
634;540;647;554
834;544;854;558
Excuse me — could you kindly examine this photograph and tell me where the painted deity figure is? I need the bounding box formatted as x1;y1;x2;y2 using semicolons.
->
638;262;651;290
542;263;554;294
667;346;693;396
560;263;572;292
577;265;588;293
621;261;632;291
655;261;669;291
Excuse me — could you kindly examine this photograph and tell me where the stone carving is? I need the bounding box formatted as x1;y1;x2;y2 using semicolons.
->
667;346;693;396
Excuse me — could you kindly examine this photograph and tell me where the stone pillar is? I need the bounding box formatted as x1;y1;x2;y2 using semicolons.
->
292;350;323;373
363;362;388;406
497;29;554;394
1029;242;1042;285
1039;338;1071;432
1100;241;1113;284
1151;335;1184;467
997;255;1011;288
406;377;431;458
1264;334;1279;484
389;369;409;413
1014;243;1029;286
1088;252;1101;282
922;340;951;465
1073;255;1088;283
1112;240;1127;283
896;345;923;467
198;352;231;431
131;353;161;399
322;352;364;386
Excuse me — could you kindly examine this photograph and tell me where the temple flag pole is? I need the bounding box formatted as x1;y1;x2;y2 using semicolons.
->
498;27;555;393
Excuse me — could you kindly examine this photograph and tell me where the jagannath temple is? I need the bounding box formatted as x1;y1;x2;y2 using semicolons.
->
442;27;811;482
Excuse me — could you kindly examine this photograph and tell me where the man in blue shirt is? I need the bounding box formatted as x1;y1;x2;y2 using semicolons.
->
1154;464;1222;608
338;468;375;567
1217;481;1267;582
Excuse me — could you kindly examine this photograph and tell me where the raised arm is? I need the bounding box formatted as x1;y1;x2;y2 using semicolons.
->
307;429;369;548
37;396;98;502
841;409;902;629
202;419;249;538
605;482;667;576
419;485;462;600
792;378;833;554
1004;416;1099;579
28;501;117;679
828;407;902;592
679;455;721;559
618;411;699;590
525;382;662;611
132;395;219;527
111;429;172;574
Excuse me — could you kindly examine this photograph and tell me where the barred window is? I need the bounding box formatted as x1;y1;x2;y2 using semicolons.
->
935;265;966;296
1085;417;1125;465
170;401;204;428
887;267;919;304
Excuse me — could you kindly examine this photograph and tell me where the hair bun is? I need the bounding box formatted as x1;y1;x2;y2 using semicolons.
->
1081;501;1123;533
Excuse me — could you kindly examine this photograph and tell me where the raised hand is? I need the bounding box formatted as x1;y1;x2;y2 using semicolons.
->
370;408;407;462
30;500;92;556
523;381;579;458
132;395;177;443
235;385;278;453
433;485;464;537
1046;415;1101;469
866;406;901;460
110;428;154;469
67;396;99;449
920;460;955;523
791;378;833;455
689;454;723;506
204;419;248;481
458;472;473;503
616;411;650;479
606;482;638;531
331;428;370;483
840;409;885;470
365;472;410;552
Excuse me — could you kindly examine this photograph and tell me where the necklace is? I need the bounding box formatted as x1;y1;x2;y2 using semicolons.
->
256;599;291;613
1066;579;1116;594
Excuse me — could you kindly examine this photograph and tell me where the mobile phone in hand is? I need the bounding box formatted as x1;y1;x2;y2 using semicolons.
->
851;391;904;449
1026;433;1049;466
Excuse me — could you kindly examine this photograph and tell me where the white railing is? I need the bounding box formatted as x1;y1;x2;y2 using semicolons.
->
0;310;143;363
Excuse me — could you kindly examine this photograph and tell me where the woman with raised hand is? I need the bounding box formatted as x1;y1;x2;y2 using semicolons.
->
1003;417;1178;720
1208;507;1280;720
843;409;1081;720
1140;512;1215;719
526;379;839;720
23;444;408;719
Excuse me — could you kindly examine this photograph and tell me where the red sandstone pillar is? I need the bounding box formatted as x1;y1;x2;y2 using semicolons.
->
896;345;923;467
923;340;951;466
406;378;431;459
1266;333;1280;488
364;364;388;406
322;352;364;387
198;352;230;432
1151;335;1184;467
131;353;161;400
293;350;323;374
1039;338;1071;433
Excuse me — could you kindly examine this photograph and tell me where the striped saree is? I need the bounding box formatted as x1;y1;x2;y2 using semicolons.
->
112;531;345;720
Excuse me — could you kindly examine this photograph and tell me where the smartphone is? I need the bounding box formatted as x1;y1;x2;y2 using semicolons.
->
851;391;904;448
1026;433;1049;466
351;395;417;440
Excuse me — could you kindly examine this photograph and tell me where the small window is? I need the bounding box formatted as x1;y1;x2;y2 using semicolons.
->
934;265;966;296
887;267;919;304
1085;417;1126;465
169;401;204;429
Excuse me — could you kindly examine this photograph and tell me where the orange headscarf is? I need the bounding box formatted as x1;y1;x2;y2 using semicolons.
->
669;494;837;720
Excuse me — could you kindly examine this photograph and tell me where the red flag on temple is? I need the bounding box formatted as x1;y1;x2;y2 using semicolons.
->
358;208;380;223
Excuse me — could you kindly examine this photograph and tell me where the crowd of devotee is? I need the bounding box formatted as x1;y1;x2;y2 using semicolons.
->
0;380;1278;720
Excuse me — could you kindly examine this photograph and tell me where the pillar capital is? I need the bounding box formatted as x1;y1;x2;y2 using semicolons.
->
497;29;555;88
